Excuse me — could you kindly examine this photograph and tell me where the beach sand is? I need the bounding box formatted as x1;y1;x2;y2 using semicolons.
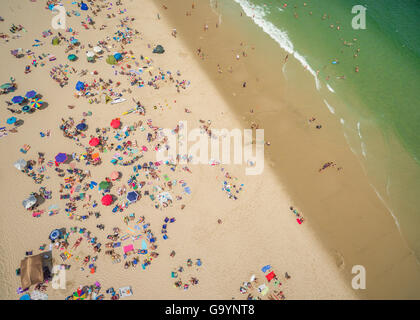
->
0;0;417;300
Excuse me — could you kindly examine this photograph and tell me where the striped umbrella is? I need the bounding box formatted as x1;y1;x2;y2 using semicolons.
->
30;98;43;109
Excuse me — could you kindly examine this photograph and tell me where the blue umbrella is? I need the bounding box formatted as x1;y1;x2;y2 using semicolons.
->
25;90;37;99
22;105;31;112
49;229;61;241
12;96;24;104
55;153;67;163
7;117;17;124
75;81;85;91
126;191;139;203
81;2;88;10
76;123;87;131
20;294;31;300
114;53;122;61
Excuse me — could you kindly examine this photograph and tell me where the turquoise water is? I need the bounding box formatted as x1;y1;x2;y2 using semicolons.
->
219;0;420;256
232;0;420;162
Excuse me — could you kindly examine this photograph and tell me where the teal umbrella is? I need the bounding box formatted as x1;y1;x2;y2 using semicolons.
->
22;105;31;112
7;117;17;124
68;54;77;61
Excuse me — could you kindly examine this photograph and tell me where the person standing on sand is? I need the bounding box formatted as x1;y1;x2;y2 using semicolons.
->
284;54;289;63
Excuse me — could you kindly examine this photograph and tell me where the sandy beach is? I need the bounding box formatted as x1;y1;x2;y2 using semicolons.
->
0;0;419;300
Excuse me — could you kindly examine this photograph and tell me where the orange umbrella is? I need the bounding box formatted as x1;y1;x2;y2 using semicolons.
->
110;118;121;129
101;194;113;206
92;153;100;159
89;137;100;146
110;171;119;181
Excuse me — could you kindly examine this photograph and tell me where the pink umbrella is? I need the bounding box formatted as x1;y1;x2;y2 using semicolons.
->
110;171;119;181
89;137;100;147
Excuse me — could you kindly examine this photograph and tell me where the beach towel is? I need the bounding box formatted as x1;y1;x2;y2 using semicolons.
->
123;244;134;254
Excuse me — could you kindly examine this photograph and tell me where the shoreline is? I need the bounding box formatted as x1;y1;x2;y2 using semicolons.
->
155;0;420;298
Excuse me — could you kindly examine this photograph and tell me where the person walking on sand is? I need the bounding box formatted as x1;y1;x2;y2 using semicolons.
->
284;54;289;63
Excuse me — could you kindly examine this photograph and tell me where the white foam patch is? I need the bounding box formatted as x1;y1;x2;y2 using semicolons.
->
357;121;363;139
326;83;335;93
361;141;367;158
340;118;345;124
234;0;321;90
323;99;335;114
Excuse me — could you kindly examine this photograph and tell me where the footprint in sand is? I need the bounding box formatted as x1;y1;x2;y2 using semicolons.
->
333;250;345;270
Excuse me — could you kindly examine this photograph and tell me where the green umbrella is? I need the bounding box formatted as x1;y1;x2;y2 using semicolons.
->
99;181;110;190
52;37;60;45
106;55;117;65
68;54;77;61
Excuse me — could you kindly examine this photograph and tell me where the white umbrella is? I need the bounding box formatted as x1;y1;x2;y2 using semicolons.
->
86;51;95;58
93;46;103;53
14;159;27;171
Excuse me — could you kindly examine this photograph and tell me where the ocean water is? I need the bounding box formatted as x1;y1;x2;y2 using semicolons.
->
214;0;420;256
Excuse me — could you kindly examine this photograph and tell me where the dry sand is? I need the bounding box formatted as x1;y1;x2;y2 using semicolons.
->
0;0;416;300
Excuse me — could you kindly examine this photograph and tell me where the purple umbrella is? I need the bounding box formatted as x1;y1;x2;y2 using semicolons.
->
55;153;67;163
25;90;37;99
12;96;24;104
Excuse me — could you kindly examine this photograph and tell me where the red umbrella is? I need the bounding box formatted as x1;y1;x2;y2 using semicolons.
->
89;137;100;147
110;118;121;129
101;194;113;206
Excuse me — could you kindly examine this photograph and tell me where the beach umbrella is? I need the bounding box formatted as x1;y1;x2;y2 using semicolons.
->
75;81;85;91
49;229;61;241
12;96;24;104
68;54;77;61
99;181;110;190
55;153;67;163
76;123;87;131
1;83;14;89
30;98;43;109
7;117;17;124
93;46;102;54
153;45;165;54
22;105;31;112
89;137;100;147
22;194;37;209
113;53;122;61
25;90;37;99
110;118;121;129
71;38;79;45
106;55;117;65
126;191;139;203
101;194;113;206
86;51;95;58
14;159;27;171
20;294;31;300
110;171;119;181
81;2;88;11
52;37;60;45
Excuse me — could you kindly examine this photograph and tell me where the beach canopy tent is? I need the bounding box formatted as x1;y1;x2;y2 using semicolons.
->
153;45;165;54
126;191;139;203
14;158;27;171
1;83;14;90
68;54;77;61
75;81;85;91
76;123;87;131
22;105;31;112
101;194;113;206
52;37;60;45
113;52;123;61
55;153;67;163
89;137;100;146
265;271;276;282
7;116;17;125
49;229;61;241
22;194;37;210
110;118;121;129
106;55;117;65
20;251;53;290
25;90;37;99
12;95;24;104
99;180;110;190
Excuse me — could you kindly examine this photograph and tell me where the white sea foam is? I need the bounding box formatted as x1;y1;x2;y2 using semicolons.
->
234;0;321;90
370;184;401;232
340;118;345;124
361;141;367;158
357;121;363;139
326;84;335;93
323;99;335;114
